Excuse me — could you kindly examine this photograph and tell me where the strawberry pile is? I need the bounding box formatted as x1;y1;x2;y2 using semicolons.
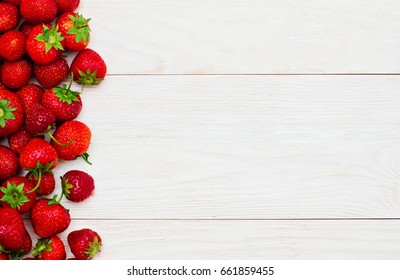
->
0;0;105;260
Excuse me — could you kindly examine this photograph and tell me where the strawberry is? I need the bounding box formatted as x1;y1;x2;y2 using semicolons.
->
15;83;44;113
70;48;106;86
0;145;20;181
26;171;55;196
32;235;66;260
0;30;26;61
62;170;94;202
20;0;57;25
18;21;34;37
26;24;64;65
42;79;82;123
0;246;9;260
24;103;56;135
0;208;27;251
7;127;33;155
34;57;69;89
51;120;91;163
0;176;37;214
31;197;71;238
67;228;101;260
0;59;32;90
0;88;24;137
56;0;79;14
0;3;19;33
20;137;59;171
57;12;90;52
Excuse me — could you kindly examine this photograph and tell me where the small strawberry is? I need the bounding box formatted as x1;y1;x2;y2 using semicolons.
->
24;104;56;135
51;120;91;163
56;0;79;14
20;0;57;25
26;171;55;196
42;79;82;123
31;197;71;238
67;228;102;260
57;12;90;52
0;59;32;90
20;138;59;173
7;127;33;155
26;24;64;65
0;3;19;33
70;48;106;86
0;208;27;251
15;83;44;113
32;236;66;260
0;30;26;61
0;145;20;181
0;88;24;137
19;21;34;37
34;57;69;89
0;176;37;214
62;170;94;202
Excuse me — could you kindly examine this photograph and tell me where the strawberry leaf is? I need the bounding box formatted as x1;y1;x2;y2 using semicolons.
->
53;84;80;105
35;24;65;53
68;13;91;44
0;182;30;210
0;99;17;128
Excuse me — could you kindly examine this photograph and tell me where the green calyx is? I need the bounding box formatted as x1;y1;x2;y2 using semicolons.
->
61;176;73;199
0;99;16;128
77;69;103;86
32;238;53;258
26;161;54;193
53;76;81;105
36;24;65;53
0;182;30;210
86;236;102;260
68;13;91;44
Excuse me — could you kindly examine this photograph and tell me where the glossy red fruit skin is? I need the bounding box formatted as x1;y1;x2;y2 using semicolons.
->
7;127;33;155
24;104;56;135
31;198;71;238
57;12;90;52
62;170;94;202
0;176;37;214
0;30;26;61
19;138;59;170
34;58;69;89
21;231;32;255
1;0;20;6
15;83;44;113
0;59;32;90
56;0;79;14
0;3;20;33
19;21;34;37
0;145;20;181
70;48;107;85
42;88;82;123
67;228;102;260
0;208;27;251
33;236;66;260
0;88;24;137
26;171;55;196
20;0;57;24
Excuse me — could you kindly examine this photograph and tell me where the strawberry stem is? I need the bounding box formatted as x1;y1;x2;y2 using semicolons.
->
48;131;74;146
27;169;42;193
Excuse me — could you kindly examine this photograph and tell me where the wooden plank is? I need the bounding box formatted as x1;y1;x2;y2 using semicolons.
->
76;0;400;74
22;219;400;259
33;75;400;219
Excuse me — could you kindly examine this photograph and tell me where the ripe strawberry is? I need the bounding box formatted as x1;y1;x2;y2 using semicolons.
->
70;48;106;85
0;3;19;33
18;21;34;37
57;12;90;52
0;59;32;90
62;170;94;202
26;24;64;65
15;83;44;113
42;80;82;123
20;0;57;24
20;137;59;171
0;208;27;251
31;197;71;238
0;30;26;61
0;145;20;181
7;127;33;155
26;171;55;196
34;57;69;89
32;236;66;260
51;120;91;163
67;228;102;260
24;104;56;135
0;176;37;214
0;88;24;137
56;0;79;14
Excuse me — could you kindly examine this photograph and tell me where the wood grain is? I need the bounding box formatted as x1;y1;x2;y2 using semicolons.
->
77;0;400;74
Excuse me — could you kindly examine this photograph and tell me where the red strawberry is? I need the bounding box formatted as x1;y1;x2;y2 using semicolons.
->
0;59;32;90
0;176;37;214
26;24;64;65
7;127;33;155
42;80;82;123
32;236;66;260
56;0;79;14
26;171;55;196
0;88;24;137
15;83;44;113
0;246;9;260
34;57;69;89
0;208;27;251
24;104;56;135
0;30;26;61
20;137;59;171
0;3;19;33
70;48;106;86
20;0;57;25
51;120;91;163
31;197;71;238
62;170;94;202
57;12;90;52
18;21;34;37
67;228;101;260
0;145;20;181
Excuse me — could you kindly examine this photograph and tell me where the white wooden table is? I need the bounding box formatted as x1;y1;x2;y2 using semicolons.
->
19;0;400;259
